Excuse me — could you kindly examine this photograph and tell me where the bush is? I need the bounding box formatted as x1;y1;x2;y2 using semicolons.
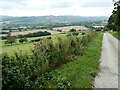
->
57;29;62;32
81;32;85;35
72;32;79;36
69;28;76;32
19;37;28;43
17;31;51;38
1;36;7;40
25;31;51;37
19;38;24;43
30;38;42;42
4;36;16;45
46;37;52;39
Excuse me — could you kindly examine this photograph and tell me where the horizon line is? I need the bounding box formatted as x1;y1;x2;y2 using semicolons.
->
1;15;109;17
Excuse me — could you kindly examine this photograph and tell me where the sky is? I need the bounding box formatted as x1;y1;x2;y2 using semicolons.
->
0;0;114;16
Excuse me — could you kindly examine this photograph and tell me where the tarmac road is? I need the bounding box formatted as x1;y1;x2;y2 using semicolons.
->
94;33;119;88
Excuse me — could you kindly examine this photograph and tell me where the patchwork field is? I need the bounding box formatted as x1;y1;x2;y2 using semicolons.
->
1;26;89;37
53;26;89;32
11;29;61;36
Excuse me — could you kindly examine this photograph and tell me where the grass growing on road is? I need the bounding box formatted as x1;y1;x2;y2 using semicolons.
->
47;32;103;88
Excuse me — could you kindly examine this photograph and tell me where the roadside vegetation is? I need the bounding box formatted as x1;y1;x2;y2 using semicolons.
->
46;32;103;88
2;31;103;89
106;0;120;40
110;31;120;40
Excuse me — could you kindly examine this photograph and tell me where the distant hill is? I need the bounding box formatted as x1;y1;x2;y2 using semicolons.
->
1;15;108;24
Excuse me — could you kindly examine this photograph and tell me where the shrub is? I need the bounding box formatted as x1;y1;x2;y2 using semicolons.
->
30;38;42;42
57;29;62;32
25;31;51;37
4;36;16;45
17;31;51;38
69;28;76;32
72;32;79;36
19;37;28;43
19;38;24;43
81;32;85;35
1;36;7;40
46;37;52;39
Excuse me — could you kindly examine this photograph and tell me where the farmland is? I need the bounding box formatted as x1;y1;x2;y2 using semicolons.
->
1;15;107;89
2;31;103;89
2;31;92;55
11;29;61;36
1;33;67;55
53;26;89;32
1;0;120;88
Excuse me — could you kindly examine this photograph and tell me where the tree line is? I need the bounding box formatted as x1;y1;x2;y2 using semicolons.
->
107;0;120;31
4;31;51;45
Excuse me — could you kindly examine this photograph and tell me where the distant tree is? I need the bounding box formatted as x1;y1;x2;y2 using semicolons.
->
107;10;116;30
69;28;76;32
19;37;28;43
19;38;24;43
107;0;120;31
57;29;62;32
72;32;79;36
18;28;22;32
24;37;28;42
47;37;52;39
5;33;16;45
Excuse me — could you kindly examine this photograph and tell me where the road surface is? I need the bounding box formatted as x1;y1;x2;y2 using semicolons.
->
94;33;119;88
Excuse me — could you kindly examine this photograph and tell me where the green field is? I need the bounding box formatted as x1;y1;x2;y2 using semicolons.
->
1;33;68;55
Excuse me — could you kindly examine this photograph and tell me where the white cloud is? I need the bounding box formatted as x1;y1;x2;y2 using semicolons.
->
0;0;114;16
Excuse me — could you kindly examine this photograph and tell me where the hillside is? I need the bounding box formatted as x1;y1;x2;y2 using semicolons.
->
1;15;108;24
1;15;108;30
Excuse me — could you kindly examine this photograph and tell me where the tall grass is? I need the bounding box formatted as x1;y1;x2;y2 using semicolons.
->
2;31;98;89
110;31;120;40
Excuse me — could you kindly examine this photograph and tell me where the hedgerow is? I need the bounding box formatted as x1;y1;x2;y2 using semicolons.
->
2;31;98;89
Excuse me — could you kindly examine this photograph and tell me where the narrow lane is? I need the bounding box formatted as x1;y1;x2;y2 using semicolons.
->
94;33;119;88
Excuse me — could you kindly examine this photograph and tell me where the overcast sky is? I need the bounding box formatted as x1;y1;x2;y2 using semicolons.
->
0;0;114;16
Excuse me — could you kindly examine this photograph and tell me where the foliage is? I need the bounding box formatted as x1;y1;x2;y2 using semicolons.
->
17;31;51;38
30;38;43;42
69;28;76;32
110;31;120;40
57;29;62;32
46;37;52;39
49;33;103;88
19;37;28;43
2;16;107;30
72;32;79;36
2;31;98;89
4;33;16;45
1;36;7;40
107;1;120;31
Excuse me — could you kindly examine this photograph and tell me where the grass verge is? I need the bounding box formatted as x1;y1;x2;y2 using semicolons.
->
46;32;103;88
109;31;120;40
